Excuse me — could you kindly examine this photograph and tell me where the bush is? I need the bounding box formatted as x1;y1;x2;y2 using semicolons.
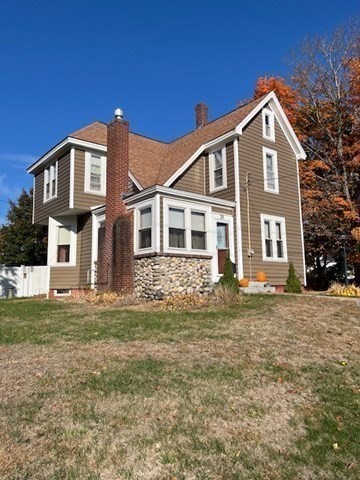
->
285;261;302;293
218;256;239;293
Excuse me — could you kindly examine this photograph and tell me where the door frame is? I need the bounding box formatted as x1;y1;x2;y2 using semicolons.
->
211;212;235;282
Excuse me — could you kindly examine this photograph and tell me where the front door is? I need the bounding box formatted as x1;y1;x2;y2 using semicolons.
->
216;222;229;274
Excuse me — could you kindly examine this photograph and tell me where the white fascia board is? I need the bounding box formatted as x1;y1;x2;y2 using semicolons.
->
129;171;143;191
27;136;144;191
235;91;306;160
163;130;237;187
124;184;235;208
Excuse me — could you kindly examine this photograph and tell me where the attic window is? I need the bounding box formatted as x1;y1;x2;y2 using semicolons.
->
262;108;275;141
209;146;227;192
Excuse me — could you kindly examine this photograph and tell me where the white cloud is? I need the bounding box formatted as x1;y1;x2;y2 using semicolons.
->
0;174;11;196
0;153;37;170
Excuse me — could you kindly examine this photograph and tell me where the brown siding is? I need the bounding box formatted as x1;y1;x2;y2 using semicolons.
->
79;213;93;286
34;152;71;224
174;156;206;194
50;217;82;289
239;111;304;285
73;149;107;210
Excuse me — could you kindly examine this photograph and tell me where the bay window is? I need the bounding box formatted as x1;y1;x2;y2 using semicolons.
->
169;208;186;248
139;206;152;249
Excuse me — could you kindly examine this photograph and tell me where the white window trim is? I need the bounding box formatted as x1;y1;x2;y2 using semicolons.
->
209;145;227;193
163;198;211;255
134;198;156;254
43;160;58;203
47;216;77;267
91;211;105;288
211;212;235;282
262;107;275;141
263;146;279;194
54;289;72;297
260;214;288;263
84;151;107;196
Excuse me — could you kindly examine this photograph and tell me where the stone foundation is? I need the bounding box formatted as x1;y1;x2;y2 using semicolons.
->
134;255;213;300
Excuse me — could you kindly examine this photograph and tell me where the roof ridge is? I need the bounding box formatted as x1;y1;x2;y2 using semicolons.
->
167;94;268;145
70;120;106;137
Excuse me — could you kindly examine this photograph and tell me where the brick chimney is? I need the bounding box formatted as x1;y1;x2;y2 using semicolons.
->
195;102;208;129
97;108;134;293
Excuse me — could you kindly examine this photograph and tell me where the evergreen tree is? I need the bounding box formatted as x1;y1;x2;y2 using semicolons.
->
285;261;302;293
218;256;238;292
0;189;47;265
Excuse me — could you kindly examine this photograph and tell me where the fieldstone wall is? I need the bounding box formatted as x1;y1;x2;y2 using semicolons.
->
134;255;213;299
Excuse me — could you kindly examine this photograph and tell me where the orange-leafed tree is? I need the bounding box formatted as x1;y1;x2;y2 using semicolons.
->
253;76;300;129
253;21;360;287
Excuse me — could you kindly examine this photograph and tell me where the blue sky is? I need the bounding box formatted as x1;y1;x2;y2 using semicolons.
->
0;0;358;224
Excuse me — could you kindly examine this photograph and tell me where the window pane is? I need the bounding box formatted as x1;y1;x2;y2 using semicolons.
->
214;168;223;187
191;211;205;231
192;231;206;250
217;223;228;249
169;208;184;228
266;154;273;169
139;229;151;249
264;221;271;239
58;226;71;244
140;207;152;229
169;228;185;248
277;240;284;258
276;222;282;240
214;150;223;169
265;239;273;257
57;244;70;263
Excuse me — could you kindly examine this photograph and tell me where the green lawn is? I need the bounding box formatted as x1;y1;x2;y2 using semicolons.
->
0;295;359;479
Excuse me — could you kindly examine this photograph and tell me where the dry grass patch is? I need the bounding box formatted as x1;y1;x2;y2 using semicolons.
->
0;295;359;479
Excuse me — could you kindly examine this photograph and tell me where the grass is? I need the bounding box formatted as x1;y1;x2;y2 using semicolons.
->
0;294;359;479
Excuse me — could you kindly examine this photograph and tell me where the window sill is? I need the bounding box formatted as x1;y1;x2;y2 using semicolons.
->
50;263;77;267
262;257;288;263
209;185;227;194
43;195;58;204
84;189;106;196
263;135;275;142
264;188;279;195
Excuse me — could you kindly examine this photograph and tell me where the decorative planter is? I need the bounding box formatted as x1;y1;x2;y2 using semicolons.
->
256;271;267;282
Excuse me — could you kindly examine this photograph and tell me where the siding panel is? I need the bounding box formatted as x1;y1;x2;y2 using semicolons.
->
34;152;71;224
239;112;304;285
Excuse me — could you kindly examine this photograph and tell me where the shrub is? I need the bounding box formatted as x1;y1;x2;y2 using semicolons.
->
285;261;302;293
218;256;239;293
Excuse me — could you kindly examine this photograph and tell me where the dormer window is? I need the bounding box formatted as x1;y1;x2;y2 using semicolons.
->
262;108;275;141
44;161;58;202
85;152;106;195
209;146;227;192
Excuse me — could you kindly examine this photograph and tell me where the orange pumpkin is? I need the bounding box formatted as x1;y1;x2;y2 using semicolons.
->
239;278;249;287
256;271;267;282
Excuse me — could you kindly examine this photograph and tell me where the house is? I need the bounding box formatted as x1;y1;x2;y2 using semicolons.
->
27;92;306;298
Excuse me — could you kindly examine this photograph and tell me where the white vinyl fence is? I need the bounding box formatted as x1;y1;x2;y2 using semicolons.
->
0;265;49;298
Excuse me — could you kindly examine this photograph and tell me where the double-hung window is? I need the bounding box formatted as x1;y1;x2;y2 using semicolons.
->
85;152;106;195
263;147;279;194
262;108;275;141
261;214;287;262
191;211;206;250
138;206;152;250
209;146;227;192
165;200;209;252
169;208;186;248
44;161;58;201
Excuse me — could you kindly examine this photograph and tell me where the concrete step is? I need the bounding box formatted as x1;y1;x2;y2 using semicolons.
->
239;281;275;294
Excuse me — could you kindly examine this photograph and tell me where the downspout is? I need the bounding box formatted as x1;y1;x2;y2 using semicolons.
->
233;137;243;280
